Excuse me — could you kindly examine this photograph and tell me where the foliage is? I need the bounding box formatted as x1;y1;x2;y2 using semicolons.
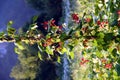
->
0;0;120;80
71;0;120;80
10;42;40;80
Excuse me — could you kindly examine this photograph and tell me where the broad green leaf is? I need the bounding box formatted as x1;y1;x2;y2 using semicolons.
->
97;32;104;39
96;51;103;58
55;38;60;42
61;47;67;54
112;48;118;57
70;51;74;59
107;47;114;53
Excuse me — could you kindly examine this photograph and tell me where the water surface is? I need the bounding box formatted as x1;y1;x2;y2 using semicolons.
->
0;0;39;79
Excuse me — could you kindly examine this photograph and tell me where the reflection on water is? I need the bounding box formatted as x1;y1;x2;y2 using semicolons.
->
62;0;71;80
0;43;7;58
0;0;39;79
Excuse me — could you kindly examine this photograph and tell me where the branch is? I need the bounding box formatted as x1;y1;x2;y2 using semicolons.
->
0;34;43;43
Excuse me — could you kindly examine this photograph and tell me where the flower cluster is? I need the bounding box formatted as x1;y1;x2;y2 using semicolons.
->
105;63;112;69
80;57;89;66
97;20;108;28
42;19;63;30
71;13;79;23
85;18;91;23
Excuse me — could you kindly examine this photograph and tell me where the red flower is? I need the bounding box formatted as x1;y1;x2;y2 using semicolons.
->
97;20;101;25
80;57;89;65
50;19;56;26
58;25;63;30
105;21;108;24
42;21;48;30
71;13;79;23
97;20;108;28
85;18;91;23
43;43;47;47
117;10;120;15
105;63;112;69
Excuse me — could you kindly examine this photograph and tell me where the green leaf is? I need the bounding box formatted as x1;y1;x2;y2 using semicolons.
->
70;51;74;59
46;46;53;55
38;51;42;60
104;33;114;41
112;48;118;57
7;27;16;36
57;56;61;63
96;51;103;58
0;32;4;38
68;45;74;51
68;29;74;35
93;39;98;46
14;47;21;54
55;38;61;42
14;42;25;50
97;32;104;39
115;64;120;76
61;47;67;54
32;15;38;23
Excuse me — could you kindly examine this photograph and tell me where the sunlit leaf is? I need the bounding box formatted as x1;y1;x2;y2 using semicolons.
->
57;56;61;63
70;51;74;59
14;47;21;54
61;47;67;54
14;42;25;50
38;51;42;60
46;46;53;55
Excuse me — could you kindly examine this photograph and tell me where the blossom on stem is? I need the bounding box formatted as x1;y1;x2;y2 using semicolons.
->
97;20;108;28
105;63;112;69
80;57;89;65
42;21;48;30
85;18;91;23
50;19;56;26
71;13;79;23
117;10;120;15
97;20;101;25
